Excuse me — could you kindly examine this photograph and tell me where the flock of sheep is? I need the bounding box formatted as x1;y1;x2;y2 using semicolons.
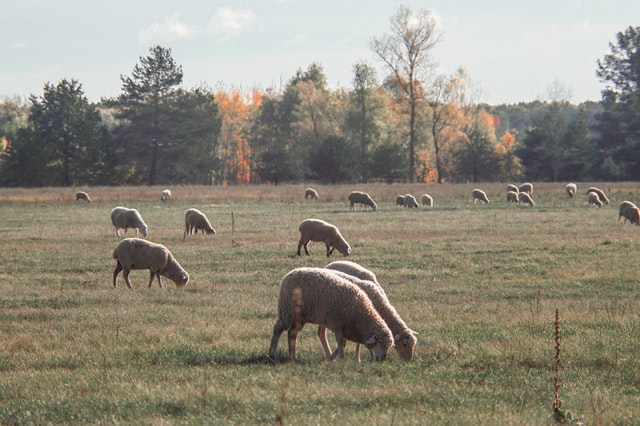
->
74;181;638;364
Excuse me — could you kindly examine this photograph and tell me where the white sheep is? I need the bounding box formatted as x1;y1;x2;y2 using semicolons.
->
471;188;490;204
506;184;519;194
297;218;351;257
421;194;433;208
588;191;603;207
586;186;610;205
518;192;535;207
268;267;393;362
112;238;189;289
161;189;172;202
565;183;577;198
519;182;534;194
395;195;405;207
403;194;419;208
324;262;418;361
183;208;216;241
618;201;640;225
110;206;148;237
304;187;319;200
75;191;91;203
506;190;519;203
348;191;377;211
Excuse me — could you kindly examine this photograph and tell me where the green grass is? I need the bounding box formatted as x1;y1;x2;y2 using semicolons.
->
0;182;639;424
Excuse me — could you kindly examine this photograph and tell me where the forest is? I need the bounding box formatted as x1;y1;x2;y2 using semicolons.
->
1;8;639;187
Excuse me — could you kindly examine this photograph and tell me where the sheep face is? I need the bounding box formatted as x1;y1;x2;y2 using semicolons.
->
364;334;391;361
394;330;418;361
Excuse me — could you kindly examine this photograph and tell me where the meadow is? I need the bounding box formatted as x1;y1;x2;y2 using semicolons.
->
0;182;639;425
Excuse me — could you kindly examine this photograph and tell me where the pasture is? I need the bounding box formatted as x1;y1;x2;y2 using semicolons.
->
0;182;639;425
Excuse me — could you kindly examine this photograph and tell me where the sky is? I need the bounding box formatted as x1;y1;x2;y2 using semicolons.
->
1;0;639;105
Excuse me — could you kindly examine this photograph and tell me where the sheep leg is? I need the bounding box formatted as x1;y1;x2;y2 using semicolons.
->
329;332;346;361
268;320;286;359
122;270;133;289
287;326;301;362
317;325;333;358
113;262;123;288
354;343;362;362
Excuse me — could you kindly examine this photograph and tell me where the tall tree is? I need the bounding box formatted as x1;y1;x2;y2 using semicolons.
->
119;45;183;185
371;5;441;182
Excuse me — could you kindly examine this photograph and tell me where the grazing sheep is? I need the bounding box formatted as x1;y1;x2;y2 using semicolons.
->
506;190;519;203
403;194;419;208
421;194;434;208
110;206;148;237
587;186;610;205
348;191;377;211
324;261;418;361
395;195;405;207
588;191;603;207
518;192;535;207
297;218;351;257
506;184;519;194
161;189;171;202
471;188;490;204
112;238;189;289
304;187;319;200
183;208;216;241
618;201;640;225
519;182;534;194
75;191;91;203
268;267;393;362
565;183;577;198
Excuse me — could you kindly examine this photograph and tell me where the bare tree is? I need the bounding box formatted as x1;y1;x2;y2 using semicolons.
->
371;5;441;182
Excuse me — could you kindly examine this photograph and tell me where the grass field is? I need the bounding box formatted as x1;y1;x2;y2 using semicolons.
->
0;182;639;425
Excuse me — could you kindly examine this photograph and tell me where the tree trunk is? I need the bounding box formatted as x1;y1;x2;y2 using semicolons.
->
149;139;159;186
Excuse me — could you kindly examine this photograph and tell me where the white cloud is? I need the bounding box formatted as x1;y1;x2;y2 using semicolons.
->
138;13;200;44
286;32;311;46
208;7;256;37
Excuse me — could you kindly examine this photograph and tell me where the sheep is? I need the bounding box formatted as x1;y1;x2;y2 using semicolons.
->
506;184;519;194
403;194;419;208
324;261;418;361
421;194;434;208
161;189;171;202
112;238;189;289
75;191;91;203
518;192;535;207
268;267;393;362
183;208;216;241
586;186;610;205
297;218;351;257
348;191;377;211
519;182;534;194
506;190;519;203
565;183;577;198
471;188;490;204
304;187;319;200
618;201;640;225
110;206;148;237
395;195;405;207
588;191;603;207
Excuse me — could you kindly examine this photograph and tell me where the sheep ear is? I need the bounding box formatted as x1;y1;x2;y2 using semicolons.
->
411;330;419;336
365;335;377;345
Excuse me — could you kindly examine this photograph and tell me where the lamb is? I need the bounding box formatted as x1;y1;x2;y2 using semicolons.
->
471;188;490;204
324;261;418;361
421;194;434;208
395;195;405;207
268;267;393;362
348;191;377;211
588;191;603;207
565;183;577;198
110;206;148;237
519;182;534;194
506;184;519;194
618;201;640;225
403;194;419;208
75;191;91;203
586;186;610;205
112;238;189;289
183;208;216;241
506;190;519;203
518;192;535;207
304;187;319;200
297;218;351;257
161;189;171;202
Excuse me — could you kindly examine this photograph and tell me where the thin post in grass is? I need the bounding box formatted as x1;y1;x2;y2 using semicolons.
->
231;211;235;245
553;308;571;423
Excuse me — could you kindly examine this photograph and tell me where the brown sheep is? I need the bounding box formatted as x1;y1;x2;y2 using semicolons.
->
297;218;351;257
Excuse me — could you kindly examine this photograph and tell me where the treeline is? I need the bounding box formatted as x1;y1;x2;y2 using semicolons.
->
1;22;639;187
